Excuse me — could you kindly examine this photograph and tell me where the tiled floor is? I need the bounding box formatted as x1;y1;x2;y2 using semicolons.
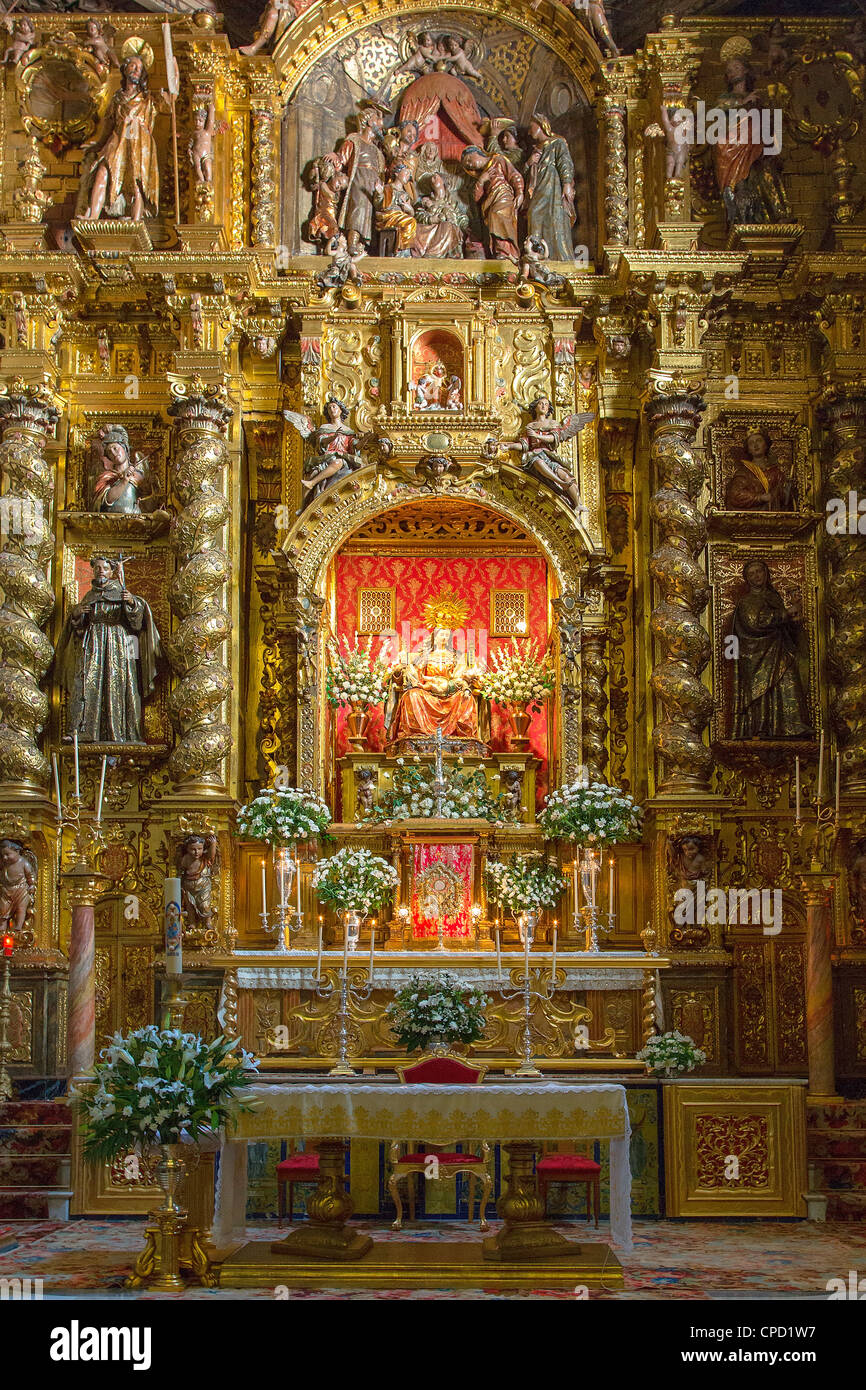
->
0;1217;863;1299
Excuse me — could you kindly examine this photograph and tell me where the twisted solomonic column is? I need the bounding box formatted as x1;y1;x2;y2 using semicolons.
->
0;381;60;790
822;386;866;794
581;626;609;782
646;386;712;793
166;379;234;792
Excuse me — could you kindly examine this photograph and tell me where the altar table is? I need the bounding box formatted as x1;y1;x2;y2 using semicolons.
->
214;1080;632;1252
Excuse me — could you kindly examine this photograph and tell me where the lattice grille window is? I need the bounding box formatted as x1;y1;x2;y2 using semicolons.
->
357;587;395;633
490;590;529;637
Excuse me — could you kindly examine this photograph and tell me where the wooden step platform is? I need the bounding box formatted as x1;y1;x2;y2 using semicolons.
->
217;1238;624;1291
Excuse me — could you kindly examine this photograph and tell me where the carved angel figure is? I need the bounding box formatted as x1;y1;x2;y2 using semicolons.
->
314;232;363;293
282;397;363;506
645;104;689;182
177;832;218;932
239;0;295;57
519;235;566;287
188;102;225;184
82;19;119;70
504;396;593;511
0;839;36;935
4;18;37;66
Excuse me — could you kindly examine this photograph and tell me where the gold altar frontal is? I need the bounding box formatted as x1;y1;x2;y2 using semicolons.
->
216;1239;624;1291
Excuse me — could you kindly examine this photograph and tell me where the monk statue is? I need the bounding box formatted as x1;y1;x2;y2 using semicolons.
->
384;628;489;751
731;559;812;741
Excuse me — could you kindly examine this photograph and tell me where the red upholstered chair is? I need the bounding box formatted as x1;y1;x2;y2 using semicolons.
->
276;1142;327;1224
389;1054;493;1232
536;1143;601;1226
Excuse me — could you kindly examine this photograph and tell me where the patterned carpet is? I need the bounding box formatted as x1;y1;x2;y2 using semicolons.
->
0;1217;864;1299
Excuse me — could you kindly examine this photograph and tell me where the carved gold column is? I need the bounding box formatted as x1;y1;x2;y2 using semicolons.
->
249;71;277;249
0;381;60;791
581;625;608;782
599;87;628;250
166;379;233;792
64;864;107;1077
822;385;866;793
799;871;840;1101
645;383;711;793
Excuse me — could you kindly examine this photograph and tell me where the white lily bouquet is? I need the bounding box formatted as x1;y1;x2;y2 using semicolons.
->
487;854;565;915
237;785;332;847
363;759;516;824
326;634;389;709
539;778;643;844
72;1026;258;1163
480;637;555;711
312;846;399;913
637;1030;707;1077
386;970;489;1053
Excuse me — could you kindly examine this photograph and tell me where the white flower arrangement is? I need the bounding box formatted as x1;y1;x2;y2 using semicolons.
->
72;1026;258;1163
480;637;555;711
237;785;332;847
637;1030;706;1077
326;634;389;709
487;855;565;914
363;762;516;824
386;971;489;1052
539;778;643;844
312;846;399;913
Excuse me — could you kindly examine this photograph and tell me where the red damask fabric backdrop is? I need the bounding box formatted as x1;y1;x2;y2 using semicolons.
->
332;553;550;808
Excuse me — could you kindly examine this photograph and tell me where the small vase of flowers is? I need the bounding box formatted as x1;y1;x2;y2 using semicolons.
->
326;635;389;749
538;778;643;845
637;1030;707;1077
481;637;555;751
312;846;399;914
386;970;489;1054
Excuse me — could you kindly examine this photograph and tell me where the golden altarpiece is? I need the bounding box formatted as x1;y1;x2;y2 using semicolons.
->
0;0;862;1230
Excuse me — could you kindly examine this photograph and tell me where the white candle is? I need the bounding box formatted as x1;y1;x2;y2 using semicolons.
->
52;753;62;821
609;854;615;912
836;753;841;820
342;918;349;974
73;731;80;798
368;928;376;984
261;859;267;915
296;848;302;925
164;876;182;975
96;755;107;824
573;858;578;912
817;730;825;807
524;918;530;977
495;927;502;978
795;756;800;824
316;923;323;979
551;926;557;979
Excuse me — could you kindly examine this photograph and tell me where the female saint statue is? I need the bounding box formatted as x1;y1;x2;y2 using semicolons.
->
384;629;489;748
524;114;576;261
731;559;812;740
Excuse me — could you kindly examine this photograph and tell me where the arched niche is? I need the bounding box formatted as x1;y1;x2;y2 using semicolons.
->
276;3;601;258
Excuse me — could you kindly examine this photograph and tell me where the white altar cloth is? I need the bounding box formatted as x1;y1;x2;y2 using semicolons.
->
214;1080;632;1251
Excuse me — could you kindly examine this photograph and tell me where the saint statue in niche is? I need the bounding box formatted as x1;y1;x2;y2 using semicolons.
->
384;629;489;747
713;58;790;225
730;559;813;741
723;427;795;511
55;555;161;745
87;424;154;515
79;54;166;223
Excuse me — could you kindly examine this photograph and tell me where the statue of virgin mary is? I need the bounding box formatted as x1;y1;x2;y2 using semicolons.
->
384;629;489;749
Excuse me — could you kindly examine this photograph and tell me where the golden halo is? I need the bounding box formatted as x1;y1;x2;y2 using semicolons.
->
120;37;155;70
422;588;470;631
719;35;753;63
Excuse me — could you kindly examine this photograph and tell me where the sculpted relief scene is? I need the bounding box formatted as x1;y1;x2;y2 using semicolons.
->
0;0;865;1313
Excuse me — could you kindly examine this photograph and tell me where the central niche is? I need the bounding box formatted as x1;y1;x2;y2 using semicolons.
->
281;10;597;259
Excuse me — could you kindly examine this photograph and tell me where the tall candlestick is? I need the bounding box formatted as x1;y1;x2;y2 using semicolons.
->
550;926;557;979
835;753;841;820
73;731;80;798
96;756;107;824
316;924;323;980
296;847;302;925
817;730;825;808
608;854;615;912
495;927;502;978
795;756;800;824
261;859;267;915
52;753;62;820
368;929;376;984
163;877;182;975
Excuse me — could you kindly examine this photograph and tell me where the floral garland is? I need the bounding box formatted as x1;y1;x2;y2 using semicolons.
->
71;1027;258;1163
312;846;399;913
480;636;555;711
637;1030;706;1077
237;785;332;847
538;778;643;844
326;634;389;708
487;855;565;915
386;970;489;1053
362;759;517;824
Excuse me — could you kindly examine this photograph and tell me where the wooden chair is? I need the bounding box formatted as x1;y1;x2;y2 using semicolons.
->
276;1142;333;1224
388;1054;493;1232
536;1142;601;1226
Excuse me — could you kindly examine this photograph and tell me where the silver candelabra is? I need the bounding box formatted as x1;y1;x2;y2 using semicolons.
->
313;910;373;1076
497;910;563;1078
572;847;615;952
260;845;304;951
